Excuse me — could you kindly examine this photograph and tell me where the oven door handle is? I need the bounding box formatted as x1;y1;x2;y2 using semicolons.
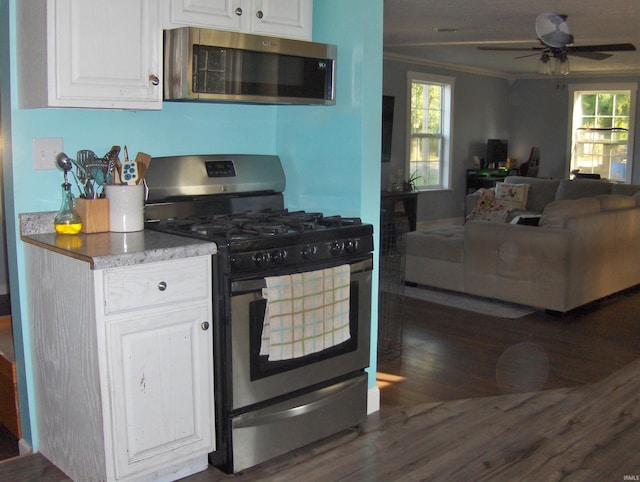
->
231;257;373;294
232;375;364;428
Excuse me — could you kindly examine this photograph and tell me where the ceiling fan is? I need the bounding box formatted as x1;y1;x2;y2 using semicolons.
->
478;12;636;74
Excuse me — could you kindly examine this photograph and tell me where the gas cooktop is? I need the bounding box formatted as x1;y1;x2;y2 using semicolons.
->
149;209;364;242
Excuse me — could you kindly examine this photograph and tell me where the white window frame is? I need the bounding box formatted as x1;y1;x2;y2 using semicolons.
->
567;82;637;183
406;71;454;190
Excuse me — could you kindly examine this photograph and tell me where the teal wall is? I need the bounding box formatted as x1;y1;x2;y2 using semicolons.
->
1;0;383;449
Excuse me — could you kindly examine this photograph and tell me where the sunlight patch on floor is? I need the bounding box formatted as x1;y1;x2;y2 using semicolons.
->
375;371;406;389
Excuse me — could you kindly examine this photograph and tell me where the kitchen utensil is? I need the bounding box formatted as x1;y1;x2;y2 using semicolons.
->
55;152;85;194
122;158;139;185
103;146;121;185
55;152;73;182
134;152;152;185
74;150;94;198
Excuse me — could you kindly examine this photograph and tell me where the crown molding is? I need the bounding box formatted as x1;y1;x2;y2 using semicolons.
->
383;51;640;82
383;52;509;79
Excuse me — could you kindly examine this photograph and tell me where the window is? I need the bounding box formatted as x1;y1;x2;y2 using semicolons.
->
569;83;637;182
407;72;454;190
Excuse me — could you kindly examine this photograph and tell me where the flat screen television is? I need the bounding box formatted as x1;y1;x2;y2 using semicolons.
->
486;139;508;167
381;96;395;162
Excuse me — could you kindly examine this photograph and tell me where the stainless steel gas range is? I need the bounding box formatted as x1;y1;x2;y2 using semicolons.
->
144;154;373;473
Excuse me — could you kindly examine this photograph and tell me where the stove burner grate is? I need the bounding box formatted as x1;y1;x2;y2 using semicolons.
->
155;209;363;241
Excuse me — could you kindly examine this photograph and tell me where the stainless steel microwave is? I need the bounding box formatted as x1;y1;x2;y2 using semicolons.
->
163;28;336;105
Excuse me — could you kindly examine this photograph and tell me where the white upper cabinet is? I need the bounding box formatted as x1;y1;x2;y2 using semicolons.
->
18;0;162;110
249;0;312;39
164;0;313;41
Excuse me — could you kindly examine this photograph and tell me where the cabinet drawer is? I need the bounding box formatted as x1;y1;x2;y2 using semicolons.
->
103;257;210;314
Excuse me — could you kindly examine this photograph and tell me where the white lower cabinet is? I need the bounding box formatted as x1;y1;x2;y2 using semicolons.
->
101;301;213;480
26;247;214;481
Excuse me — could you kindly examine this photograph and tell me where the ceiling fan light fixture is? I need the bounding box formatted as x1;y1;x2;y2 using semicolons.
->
556;52;570;76
538;53;552;75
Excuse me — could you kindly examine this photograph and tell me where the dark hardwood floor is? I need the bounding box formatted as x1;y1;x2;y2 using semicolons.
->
1;285;639;480
377;285;640;406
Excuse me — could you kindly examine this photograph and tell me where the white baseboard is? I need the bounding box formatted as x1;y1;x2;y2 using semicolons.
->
18;438;32;456
367;386;380;414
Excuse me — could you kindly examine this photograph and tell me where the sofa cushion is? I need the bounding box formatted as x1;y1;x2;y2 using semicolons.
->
539;197;601;228
555;179;611;201
405;226;464;263
495;182;529;211
504;176;560;212
596;194;637;211
611;183;640;196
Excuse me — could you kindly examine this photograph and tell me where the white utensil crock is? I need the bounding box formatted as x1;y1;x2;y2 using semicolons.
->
105;184;144;232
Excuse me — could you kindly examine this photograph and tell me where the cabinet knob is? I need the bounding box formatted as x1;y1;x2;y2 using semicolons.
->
158;281;167;291
149;74;159;86
235;7;243;16
256;10;264;19
201;321;210;331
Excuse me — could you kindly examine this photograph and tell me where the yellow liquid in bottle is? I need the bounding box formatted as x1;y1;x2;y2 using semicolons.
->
54;222;82;235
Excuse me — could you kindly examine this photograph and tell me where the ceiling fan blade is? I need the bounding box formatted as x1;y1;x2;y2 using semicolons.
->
477;46;544;52
569;51;613;61
514;52;544;60
568;43;636;53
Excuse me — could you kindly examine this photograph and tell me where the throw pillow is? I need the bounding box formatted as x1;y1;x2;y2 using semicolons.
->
467;188;510;223
495;182;530;211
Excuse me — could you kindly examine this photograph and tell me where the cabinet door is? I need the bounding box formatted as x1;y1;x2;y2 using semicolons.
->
105;303;214;479
165;0;312;40
165;0;243;30
50;0;162;109
249;0;312;40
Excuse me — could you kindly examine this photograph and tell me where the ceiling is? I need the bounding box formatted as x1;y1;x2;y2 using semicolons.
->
384;0;640;78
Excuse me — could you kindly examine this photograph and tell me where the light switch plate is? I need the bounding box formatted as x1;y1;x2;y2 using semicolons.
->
33;137;63;170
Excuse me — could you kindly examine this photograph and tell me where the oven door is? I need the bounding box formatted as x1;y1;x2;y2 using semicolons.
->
229;257;372;411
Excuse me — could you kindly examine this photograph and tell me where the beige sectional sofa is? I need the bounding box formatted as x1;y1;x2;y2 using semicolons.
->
405;177;640;312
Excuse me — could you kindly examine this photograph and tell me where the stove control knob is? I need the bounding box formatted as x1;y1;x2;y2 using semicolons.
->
271;249;288;264
330;241;345;256
301;245;317;259
230;256;241;269
345;239;359;253
252;252;271;267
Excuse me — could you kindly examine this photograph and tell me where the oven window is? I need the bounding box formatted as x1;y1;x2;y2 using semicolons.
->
249;281;360;381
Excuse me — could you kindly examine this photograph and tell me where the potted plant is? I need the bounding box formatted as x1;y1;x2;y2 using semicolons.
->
403;171;423;191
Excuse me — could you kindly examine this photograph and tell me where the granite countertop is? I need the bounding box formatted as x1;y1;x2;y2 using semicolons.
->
20;212;217;270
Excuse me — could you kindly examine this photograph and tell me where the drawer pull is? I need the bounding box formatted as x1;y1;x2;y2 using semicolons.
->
201;322;210;331
158;281;167;291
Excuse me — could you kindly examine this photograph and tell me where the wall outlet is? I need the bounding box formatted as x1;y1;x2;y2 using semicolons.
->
33;137;63;170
